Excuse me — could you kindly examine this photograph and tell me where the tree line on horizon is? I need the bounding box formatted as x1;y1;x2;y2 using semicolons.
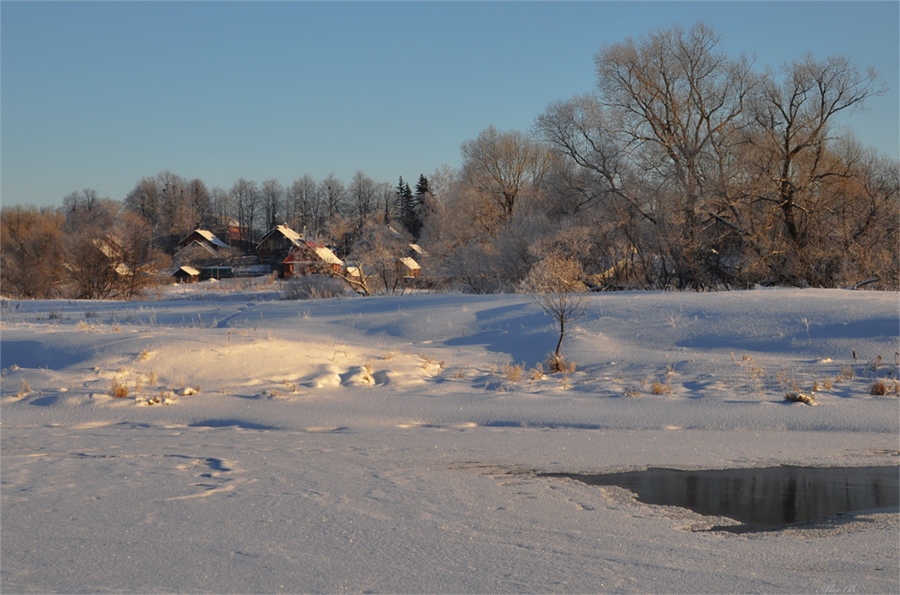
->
0;170;432;299
2;22;897;300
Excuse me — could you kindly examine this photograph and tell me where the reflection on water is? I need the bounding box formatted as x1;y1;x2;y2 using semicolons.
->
549;465;899;532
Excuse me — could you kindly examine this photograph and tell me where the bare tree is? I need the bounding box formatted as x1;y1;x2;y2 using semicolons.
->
374;181;395;224
117;212;171;299
124;172;198;252
65;233;120;299
261;178;283;232
230;178;260;247
62;189;118;233
349;171;377;223
187;178;213;229
593;22;756;288
354;219;413;295
747;53;887;251
520;252;589;372
286;175;321;236
0;206;65;298
209;186;231;233
320;173;346;224
124;177;160;229
459;126;553;233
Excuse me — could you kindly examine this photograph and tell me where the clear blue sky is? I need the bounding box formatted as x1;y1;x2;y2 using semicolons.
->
2;1;898;208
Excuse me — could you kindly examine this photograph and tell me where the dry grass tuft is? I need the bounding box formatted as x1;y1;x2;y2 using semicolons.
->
110;380;129;398
650;380;671;394
421;354;445;370
784;392;817;405
502;363;524;382
547;354;576;374
834;364;855;383
870;380;899;396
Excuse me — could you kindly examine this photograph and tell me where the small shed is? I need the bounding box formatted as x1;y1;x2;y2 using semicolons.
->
172;265;200;283
398;257;421;278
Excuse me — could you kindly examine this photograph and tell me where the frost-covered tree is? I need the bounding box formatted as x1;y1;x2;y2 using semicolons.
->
520;252;589;371
0;206;65;298
459;126;553;234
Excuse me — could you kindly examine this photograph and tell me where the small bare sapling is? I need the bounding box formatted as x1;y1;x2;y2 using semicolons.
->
520;252;589;374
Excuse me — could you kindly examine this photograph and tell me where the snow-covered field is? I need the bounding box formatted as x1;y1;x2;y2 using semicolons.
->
2;282;898;593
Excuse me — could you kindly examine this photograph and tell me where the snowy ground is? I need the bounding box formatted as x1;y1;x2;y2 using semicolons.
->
1;282;898;593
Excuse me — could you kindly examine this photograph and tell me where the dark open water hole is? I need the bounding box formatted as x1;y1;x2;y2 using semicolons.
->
545;465;899;533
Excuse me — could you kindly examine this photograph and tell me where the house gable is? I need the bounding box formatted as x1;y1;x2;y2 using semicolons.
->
257;224;305;264
178;229;229;250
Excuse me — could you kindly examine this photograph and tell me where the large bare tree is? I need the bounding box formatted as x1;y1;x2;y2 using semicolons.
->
459;125;553;233
594;22;755;288
747;53;886;250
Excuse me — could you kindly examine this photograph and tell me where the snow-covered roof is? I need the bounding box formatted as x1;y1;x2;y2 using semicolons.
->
259;224;305;249
176;240;219;258
174;265;200;276
91;238;119;259
193;230;229;249
399;257;420;270
276;225;303;244
314;246;343;266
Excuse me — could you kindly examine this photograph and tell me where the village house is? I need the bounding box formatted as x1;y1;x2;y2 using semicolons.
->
282;243;344;277
257;224;344;278
173;229;233;270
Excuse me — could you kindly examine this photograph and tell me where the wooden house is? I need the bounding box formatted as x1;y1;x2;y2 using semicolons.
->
257;224;305;264
172;265;200;283
257;224;344;278
282;242;344;277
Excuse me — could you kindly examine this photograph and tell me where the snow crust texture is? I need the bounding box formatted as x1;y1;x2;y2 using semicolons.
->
2;286;898;593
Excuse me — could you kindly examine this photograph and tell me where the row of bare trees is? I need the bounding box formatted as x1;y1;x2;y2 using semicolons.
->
121;170;426;253
422;22;897;292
